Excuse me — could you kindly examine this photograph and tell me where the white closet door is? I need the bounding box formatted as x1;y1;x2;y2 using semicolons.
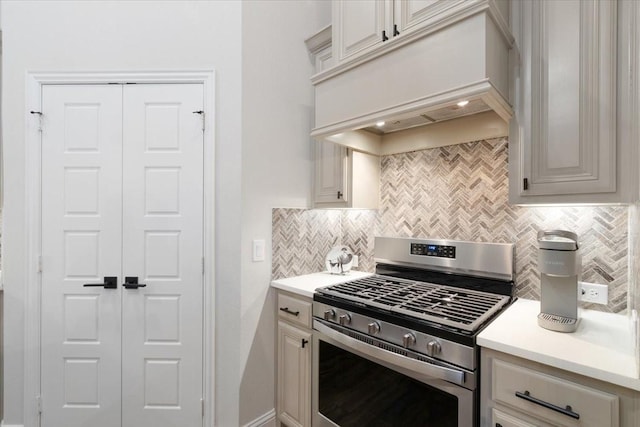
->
120;84;204;427
40;83;205;427
41;84;124;427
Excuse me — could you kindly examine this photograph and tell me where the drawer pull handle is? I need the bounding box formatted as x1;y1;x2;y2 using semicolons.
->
279;307;300;316
515;390;580;420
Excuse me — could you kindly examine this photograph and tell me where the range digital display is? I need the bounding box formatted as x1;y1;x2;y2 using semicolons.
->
411;243;456;258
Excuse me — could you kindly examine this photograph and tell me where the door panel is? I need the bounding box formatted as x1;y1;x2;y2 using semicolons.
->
394;0;465;34
334;0;391;62
41;83;204;427
41;85;123;427
121;84;204;427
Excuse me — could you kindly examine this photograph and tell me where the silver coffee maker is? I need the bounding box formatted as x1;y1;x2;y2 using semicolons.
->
537;230;581;332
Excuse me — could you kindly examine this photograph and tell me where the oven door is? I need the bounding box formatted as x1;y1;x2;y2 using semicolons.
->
312;319;474;427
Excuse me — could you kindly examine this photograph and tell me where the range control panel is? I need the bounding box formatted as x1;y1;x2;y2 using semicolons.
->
411;243;456;258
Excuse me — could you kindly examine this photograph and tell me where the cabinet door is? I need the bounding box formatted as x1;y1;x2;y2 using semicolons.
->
393;0;465;35
512;0;617;200
277;321;312;427
492;359;618;427
492;408;539;427
314;140;349;206
333;0;393;63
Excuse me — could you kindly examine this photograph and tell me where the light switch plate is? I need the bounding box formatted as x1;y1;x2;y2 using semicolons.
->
252;239;265;262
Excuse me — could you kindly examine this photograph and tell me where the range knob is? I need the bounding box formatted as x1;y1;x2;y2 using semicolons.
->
323;309;336;321
402;332;416;348
367;322;381;335
339;313;352;326
426;340;442;357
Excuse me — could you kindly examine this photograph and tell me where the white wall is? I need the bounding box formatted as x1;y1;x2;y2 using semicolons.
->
239;1;330;424
1;0;331;425
1;1;243;425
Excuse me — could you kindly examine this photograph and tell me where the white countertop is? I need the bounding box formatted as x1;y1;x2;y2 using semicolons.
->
271;270;373;298
478;298;640;391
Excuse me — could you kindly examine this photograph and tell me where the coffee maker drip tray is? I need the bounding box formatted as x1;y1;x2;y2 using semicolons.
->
537;312;579;333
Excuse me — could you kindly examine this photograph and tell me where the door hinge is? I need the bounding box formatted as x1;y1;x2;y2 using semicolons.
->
193;110;205;131
38;255;43;273
36;395;42;414
30;110;43;132
201;398;205;417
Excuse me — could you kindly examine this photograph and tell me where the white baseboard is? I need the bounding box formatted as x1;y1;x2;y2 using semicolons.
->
1;422;25;427
242;408;276;427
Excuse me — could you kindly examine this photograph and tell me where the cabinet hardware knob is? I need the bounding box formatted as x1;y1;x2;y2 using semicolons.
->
279;307;300;316
393;24;400;36
301;338;309;348
337;190;343;199
382;30;389;42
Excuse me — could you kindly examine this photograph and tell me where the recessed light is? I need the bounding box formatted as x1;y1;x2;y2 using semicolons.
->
376;121;386;127
457;100;469;107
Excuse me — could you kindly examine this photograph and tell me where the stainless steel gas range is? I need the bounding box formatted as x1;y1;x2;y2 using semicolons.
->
312;236;515;427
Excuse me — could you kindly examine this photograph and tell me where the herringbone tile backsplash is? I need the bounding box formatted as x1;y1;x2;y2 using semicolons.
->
273;138;629;313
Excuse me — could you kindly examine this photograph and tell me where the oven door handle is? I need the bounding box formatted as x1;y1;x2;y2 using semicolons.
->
314;320;466;386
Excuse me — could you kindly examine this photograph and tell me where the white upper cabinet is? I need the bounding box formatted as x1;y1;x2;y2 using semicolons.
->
333;0;392;63
304;25;334;73
394;0;468;34
313;141;380;209
314;141;349;206
333;0;474;66
312;0;514;145
509;0;639;204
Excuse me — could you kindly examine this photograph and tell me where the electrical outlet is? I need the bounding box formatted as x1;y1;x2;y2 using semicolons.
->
579;282;608;305
352;255;359;268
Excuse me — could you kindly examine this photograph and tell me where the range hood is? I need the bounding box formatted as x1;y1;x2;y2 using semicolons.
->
310;1;514;155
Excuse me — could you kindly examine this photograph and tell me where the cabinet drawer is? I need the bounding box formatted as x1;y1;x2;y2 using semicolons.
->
277;293;312;329
492;408;539;427
492;359;619;427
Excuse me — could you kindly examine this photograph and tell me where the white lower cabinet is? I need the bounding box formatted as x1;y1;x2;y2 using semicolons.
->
492;408;538;427
276;291;312;427
482;349;640;427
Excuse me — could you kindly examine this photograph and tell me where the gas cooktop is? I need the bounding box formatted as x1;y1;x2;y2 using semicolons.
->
317;274;510;333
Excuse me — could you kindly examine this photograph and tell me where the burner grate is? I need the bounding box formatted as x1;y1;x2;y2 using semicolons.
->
319;275;509;332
